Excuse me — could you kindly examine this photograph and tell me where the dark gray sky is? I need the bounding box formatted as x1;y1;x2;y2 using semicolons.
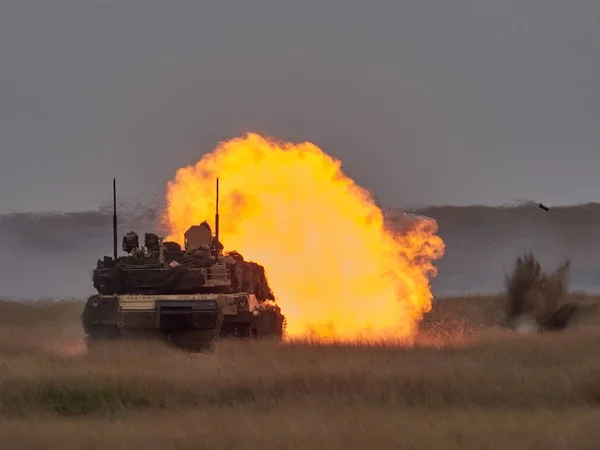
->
1;0;599;212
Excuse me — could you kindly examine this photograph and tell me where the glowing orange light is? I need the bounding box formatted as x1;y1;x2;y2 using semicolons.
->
163;133;444;342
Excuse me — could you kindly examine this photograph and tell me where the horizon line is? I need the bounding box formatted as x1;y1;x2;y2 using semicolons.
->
2;200;600;216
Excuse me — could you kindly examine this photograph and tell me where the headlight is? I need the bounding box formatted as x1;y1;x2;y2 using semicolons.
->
237;296;248;307
90;296;102;308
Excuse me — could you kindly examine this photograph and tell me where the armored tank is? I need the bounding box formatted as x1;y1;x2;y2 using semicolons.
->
81;179;286;351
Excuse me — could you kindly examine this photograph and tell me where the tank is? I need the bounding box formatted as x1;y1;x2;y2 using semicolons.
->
81;179;286;351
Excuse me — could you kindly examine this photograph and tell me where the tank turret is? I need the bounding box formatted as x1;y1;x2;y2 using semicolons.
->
92;223;274;298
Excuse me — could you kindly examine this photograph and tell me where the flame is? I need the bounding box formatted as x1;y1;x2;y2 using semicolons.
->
163;133;445;342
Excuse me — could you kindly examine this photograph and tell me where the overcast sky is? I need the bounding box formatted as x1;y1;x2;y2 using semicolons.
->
1;0;599;212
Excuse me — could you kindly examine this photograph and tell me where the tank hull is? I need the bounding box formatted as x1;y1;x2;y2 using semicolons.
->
82;292;285;352
82;294;223;352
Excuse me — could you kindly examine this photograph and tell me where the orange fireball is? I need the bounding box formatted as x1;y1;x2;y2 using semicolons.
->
162;133;444;342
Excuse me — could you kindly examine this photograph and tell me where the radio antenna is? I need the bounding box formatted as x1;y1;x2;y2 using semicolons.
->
214;177;220;260
112;178;118;259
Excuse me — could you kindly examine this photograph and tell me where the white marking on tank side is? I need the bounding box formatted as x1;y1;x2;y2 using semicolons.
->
118;300;155;311
118;294;220;301
116;293;254;311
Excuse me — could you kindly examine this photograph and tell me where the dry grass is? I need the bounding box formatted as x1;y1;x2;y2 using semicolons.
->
2;295;600;449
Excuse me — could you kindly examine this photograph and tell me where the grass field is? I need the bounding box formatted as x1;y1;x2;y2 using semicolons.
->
1;295;600;449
